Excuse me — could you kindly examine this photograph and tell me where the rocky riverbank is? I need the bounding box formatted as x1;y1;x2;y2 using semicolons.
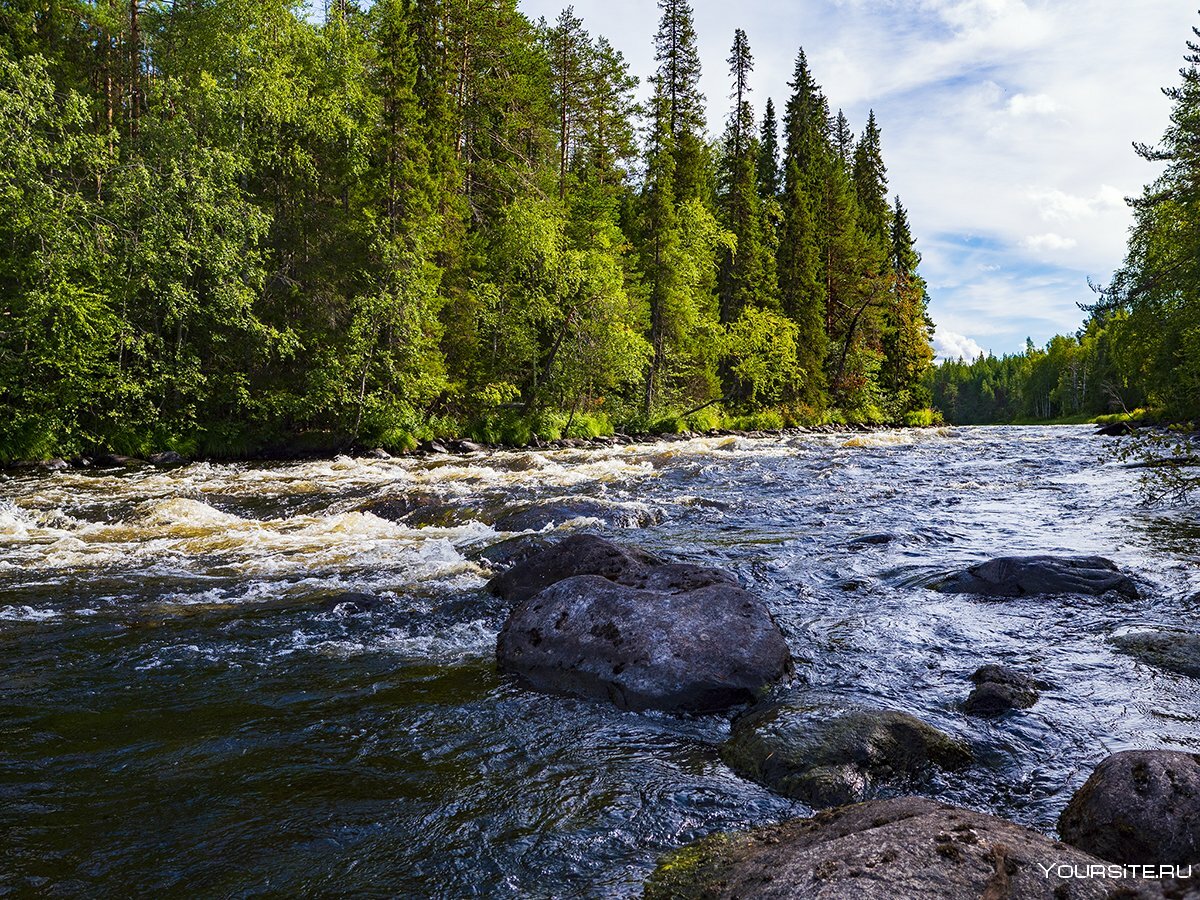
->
481;535;1198;897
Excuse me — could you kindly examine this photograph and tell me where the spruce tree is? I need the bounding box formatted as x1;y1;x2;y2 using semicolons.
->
717;29;774;327
757;97;780;199
881;196;935;407
641;90;682;415
833;109;854;167
852;110;891;247
651;0;706;200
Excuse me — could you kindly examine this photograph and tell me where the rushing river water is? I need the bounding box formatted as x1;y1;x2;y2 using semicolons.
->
2;426;1199;897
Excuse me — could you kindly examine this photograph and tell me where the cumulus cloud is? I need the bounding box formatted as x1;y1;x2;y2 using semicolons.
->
1008;92;1058;116
1029;185;1126;222
1021;233;1078;252
934;331;987;361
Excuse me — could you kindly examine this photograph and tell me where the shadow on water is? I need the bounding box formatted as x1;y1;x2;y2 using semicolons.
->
1;426;1199;896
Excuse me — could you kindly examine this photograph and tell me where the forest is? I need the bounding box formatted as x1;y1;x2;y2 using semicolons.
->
0;0;938;461
930;18;1200;427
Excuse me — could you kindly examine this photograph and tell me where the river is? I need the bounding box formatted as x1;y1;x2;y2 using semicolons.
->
2;426;1198;897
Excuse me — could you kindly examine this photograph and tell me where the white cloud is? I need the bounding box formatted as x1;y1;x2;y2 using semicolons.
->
1008;92;1058;116
1021;233;1078;252
935;331;987;361
1029;185;1127;222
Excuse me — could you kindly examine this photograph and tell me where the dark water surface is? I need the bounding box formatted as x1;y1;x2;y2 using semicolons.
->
2;427;1199;897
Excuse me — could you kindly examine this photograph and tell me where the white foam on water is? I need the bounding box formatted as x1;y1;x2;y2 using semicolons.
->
282;617;498;663
0;605;60;622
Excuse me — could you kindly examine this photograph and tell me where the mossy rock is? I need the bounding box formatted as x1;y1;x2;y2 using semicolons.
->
643;797;1168;899
721;701;972;808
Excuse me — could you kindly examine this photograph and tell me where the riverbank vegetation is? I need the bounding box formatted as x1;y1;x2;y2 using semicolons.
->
930;16;1200;429
0;0;936;462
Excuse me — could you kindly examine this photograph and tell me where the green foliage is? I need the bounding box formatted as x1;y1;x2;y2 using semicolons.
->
0;0;937;461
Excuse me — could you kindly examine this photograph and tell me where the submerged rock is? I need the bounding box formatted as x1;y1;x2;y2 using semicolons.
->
362;494;480;529
149;450;189;466
721;701;972;808
963;665;1042;716
644;796;1161;900
1110;630;1200;678
490;499;661;534
1059;750;1200;867
317;592;384;615
496;573;791;713
935;555;1138;598
848;532;895;547
474;534;558;571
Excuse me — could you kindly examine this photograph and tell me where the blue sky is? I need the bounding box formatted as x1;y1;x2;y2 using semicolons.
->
517;0;1194;359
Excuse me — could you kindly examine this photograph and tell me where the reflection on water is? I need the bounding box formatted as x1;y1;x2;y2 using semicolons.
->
1;426;1199;896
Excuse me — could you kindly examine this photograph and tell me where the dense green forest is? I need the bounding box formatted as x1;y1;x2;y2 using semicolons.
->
930;17;1200;427
0;0;936;461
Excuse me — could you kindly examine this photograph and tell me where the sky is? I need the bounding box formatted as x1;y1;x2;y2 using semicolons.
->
516;0;1195;360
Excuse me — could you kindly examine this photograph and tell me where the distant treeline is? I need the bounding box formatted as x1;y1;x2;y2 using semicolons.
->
0;0;935;461
930;15;1200;427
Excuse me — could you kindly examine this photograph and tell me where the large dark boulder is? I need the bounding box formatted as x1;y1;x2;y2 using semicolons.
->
936;556;1138;598
963;665;1042;716
496;572;792;713
644;796;1165;900
1110;630;1200;678
1059;750;1200;866
721;702;972;808
487;533;735;604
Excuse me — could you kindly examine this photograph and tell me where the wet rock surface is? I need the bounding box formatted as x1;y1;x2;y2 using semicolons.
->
1059;750;1200;867
486;533;727;604
644;796;1164;900
317;592;383;615
720;701;973;808
963;665;1042;716
494;537;792;712
490;499;661;533
936;555;1139;598
1110;630;1200;678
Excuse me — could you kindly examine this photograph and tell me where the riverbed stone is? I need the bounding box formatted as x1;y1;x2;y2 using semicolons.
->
474;534;559;571
149;450;188;466
495;570;792;713
317;592;383;615
487;534;729;604
490;499;661;534
936;555;1139;598
1059;750;1200;867
643;796;1168;900
1110;630;1200;678
963;665;1042;716
721;702;972;808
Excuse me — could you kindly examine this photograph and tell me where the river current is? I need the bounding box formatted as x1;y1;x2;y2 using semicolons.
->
2;426;1199;897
